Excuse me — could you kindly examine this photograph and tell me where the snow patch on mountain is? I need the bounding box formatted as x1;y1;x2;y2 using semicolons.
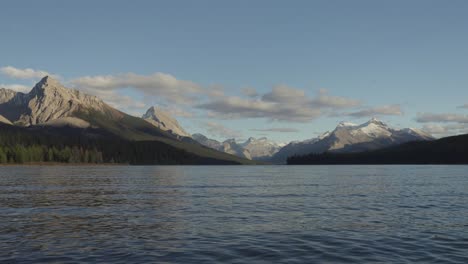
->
271;118;435;163
192;134;282;160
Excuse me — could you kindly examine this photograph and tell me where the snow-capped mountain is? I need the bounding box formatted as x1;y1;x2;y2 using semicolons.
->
271;118;434;163
240;137;282;159
192;134;282;160
192;135;250;159
221;139;251;160
142;106;191;138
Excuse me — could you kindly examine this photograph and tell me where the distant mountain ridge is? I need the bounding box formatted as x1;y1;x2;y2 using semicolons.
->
192;134;282;160
0;76;437;165
271;118;434;163
288;133;468;165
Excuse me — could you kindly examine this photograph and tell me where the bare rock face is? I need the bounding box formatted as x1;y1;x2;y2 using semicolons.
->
220;139;251;160
0;88;20;104
0;76;107;127
192;134;282;160
15;76;106;126
0;114;12;125
240;137;281;159
142;106;191;138
271;118;435;163
192;133;223;150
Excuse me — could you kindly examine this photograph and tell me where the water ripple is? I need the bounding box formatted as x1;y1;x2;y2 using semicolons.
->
0;165;467;263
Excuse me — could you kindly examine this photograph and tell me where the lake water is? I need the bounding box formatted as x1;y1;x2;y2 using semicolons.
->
0;165;467;263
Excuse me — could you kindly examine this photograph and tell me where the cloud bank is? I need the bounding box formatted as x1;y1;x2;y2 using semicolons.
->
416;113;468;123
347;104;403;117
70;72;202;105
204;121;242;138
0;66;59;80
198;86;364;122
250;127;299;133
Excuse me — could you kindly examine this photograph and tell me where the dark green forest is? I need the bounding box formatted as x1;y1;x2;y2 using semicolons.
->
287;134;468;165
0;124;239;165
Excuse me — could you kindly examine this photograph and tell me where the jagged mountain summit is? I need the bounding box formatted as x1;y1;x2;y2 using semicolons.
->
192;133;223;150
240;137;282;159
271;118;434;163
191;135;250;159
0;76;106;127
192;134;282;160
142;106;191;138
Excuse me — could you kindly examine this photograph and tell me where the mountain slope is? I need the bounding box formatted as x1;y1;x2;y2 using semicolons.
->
142;106;191;138
192;134;281;160
0;123;244;165
220;139;251;159
0;76;106;126
0;77;255;165
192;133;223;150
271;118;433;163
240;137;281;159
288;133;468;165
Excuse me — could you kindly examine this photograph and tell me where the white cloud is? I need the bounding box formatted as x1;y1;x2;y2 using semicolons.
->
0;83;31;93
199;86;361;122
1;67;405;128
250;127;299;133
241;87;258;98
312;89;361;108
70;72;203;105
204;121;242;138
159;106;194;118
347;104;403;117
421;123;468;136
199;95;322;122
262;85;309;104
82;89;147;113
0;66;58;80
416;113;468;123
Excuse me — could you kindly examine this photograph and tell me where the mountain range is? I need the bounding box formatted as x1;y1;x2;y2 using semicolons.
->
270;118;434;163
191;118;434;164
288;133;468;165
0;76;454;165
192;134;283;160
0;76;256;165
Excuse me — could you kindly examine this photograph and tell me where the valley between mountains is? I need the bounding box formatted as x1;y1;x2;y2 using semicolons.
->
0;76;466;165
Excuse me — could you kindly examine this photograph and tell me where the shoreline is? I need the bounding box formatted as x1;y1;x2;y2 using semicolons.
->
0;162;128;166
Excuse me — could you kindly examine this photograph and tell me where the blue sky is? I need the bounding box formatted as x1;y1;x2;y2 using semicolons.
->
1;0;468;142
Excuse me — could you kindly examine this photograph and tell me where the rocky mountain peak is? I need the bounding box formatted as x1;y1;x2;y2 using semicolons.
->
192;133;208;141
271;118;434;163
2;77;107;126
143;106;157;117
0;87;21;104
363;117;388;127
223;138;237;144
30;76;65;95
142;106;191;138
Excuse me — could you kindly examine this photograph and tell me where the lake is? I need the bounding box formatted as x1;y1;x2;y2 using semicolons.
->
0;165;467;263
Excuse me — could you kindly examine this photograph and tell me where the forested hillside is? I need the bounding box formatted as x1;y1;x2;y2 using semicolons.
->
0;124;241;165
288;134;468;165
